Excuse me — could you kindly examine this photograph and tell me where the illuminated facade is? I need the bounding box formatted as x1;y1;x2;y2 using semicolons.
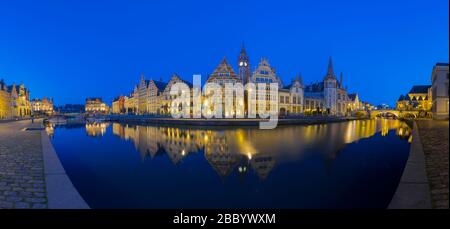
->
0;81;32;119
348;93;361;111
112;96;125;114
31;97;54;115
396;85;432;114
113;47;361;117
249;58;282;115
0;80;10;119
206;58;243;117
278;75;304;115
85;97;109;114
160;74;191;115
304;58;351;116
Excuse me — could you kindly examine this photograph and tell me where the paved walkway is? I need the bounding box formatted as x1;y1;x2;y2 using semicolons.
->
416;120;449;209
388;122;432;209
0;120;47;209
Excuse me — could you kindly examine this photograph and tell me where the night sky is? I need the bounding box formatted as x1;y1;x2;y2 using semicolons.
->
0;0;448;106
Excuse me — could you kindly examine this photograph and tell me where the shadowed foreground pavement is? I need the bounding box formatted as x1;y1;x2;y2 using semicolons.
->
0;120;47;209
417;120;449;209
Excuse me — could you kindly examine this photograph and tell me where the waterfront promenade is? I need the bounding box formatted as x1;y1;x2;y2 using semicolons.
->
0;120;47;208
417;120;449;209
0;119;88;209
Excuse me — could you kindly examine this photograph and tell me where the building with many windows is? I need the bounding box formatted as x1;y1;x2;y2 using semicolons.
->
303;58;351;116
113;46;359;118
249;58;282;116
8;83;31;118
31;97;54;116
85;97;109;114
396;85;432;116
112;96;126;114
206;58;243;117
0;79;32;119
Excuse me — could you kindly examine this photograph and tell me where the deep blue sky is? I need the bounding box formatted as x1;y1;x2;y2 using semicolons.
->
0;0;448;106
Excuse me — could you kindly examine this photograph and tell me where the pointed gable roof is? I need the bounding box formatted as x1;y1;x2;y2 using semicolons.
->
212;58;238;77
207;57;240;83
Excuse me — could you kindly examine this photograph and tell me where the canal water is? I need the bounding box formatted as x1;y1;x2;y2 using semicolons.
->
48;119;412;209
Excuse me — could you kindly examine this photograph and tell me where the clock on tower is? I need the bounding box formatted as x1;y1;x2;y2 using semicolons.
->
238;44;250;84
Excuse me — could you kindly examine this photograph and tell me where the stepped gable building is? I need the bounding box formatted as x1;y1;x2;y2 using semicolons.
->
135;74;168;115
8;83;31;118
207;57;242;85
0;79;31;119
205;58;243;117
249;58;283;115
161;74;192;115
247;57;305;116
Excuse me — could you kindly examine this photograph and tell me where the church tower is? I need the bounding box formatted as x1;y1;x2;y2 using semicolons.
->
323;57;338;115
238;43;250;85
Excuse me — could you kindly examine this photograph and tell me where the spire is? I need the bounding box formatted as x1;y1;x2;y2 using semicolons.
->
298;73;304;85
238;43;248;62
324;56;336;80
240;42;247;55
327;56;334;76
340;72;343;88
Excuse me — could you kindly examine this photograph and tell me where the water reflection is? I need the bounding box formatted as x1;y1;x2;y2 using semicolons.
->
85;123;110;137
109;119;411;179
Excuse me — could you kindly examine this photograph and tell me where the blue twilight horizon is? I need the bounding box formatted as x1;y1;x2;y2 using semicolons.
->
0;0;448;107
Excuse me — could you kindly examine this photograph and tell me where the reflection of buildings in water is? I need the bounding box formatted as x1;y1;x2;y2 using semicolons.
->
159;127;202;164
205;151;243;178
85;123;109;137
110;119;412;180
45;124;55;138
249;153;276;180
204;131;240;177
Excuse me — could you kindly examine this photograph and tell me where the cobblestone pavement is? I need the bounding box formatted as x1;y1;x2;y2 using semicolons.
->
0;120;47;209
416;120;449;209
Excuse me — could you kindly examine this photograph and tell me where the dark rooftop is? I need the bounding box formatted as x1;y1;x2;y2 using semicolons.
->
153;80;168;91
409;85;431;94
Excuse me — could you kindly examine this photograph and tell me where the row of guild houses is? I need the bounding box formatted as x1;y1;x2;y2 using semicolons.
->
112;45;366;117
